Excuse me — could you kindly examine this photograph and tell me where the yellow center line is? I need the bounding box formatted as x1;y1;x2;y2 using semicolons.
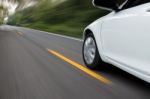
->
47;48;112;85
16;32;23;36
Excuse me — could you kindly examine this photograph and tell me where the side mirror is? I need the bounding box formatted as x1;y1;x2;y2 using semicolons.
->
93;0;119;11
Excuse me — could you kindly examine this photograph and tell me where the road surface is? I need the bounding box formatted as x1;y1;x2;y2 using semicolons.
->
0;25;149;99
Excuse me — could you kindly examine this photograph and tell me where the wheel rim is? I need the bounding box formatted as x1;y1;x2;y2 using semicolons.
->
84;37;96;64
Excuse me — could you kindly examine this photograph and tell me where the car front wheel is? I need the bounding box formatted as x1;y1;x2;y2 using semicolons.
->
82;33;103;70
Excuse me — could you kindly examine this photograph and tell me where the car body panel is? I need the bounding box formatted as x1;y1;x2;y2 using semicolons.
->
84;3;150;83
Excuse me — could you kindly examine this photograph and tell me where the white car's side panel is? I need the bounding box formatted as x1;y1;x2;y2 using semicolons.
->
85;3;150;83
105;54;150;83
101;4;150;81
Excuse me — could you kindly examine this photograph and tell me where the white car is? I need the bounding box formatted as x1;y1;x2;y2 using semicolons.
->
82;0;150;83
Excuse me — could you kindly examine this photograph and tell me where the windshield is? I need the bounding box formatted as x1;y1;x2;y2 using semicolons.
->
121;0;150;9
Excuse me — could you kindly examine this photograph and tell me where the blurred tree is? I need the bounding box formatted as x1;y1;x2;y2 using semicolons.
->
8;0;109;37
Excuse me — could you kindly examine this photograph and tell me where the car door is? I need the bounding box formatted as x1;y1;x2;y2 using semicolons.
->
101;3;150;75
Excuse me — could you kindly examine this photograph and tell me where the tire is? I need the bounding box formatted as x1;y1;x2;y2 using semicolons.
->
82;33;103;70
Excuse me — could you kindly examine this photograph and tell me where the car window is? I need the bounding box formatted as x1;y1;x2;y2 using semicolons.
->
122;0;150;9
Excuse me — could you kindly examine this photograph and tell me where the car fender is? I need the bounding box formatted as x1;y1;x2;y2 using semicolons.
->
83;19;107;62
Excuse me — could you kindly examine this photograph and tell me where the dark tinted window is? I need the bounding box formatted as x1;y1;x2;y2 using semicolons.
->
122;0;150;9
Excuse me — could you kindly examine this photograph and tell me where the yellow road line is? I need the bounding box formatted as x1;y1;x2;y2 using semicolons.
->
16;32;23;36
47;48;112;85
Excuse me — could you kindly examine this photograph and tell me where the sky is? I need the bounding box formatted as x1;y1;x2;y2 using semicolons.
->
0;0;37;23
0;0;66;22
0;0;18;16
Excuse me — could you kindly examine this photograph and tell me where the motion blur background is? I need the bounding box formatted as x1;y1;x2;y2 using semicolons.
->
0;0;124;38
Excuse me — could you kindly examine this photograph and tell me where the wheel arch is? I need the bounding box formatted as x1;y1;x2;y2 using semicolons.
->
83;29;93;39
83;28;106;62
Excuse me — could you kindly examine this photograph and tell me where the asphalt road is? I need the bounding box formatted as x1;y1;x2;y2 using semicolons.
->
0;25;149;99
